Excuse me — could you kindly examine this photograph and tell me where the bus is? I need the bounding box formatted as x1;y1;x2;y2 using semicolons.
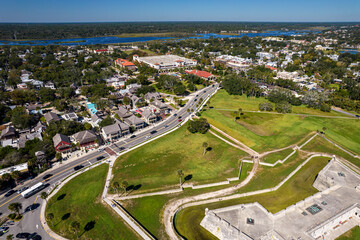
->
21;182;46;198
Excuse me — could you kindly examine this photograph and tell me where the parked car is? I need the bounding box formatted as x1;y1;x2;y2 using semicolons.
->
17;187;28;194
16;232;30;239
4;190;15;197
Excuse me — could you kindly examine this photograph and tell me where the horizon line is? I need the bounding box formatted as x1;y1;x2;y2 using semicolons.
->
0;20;360;24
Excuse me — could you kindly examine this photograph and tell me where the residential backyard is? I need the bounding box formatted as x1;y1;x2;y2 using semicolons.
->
202;90;360;153
46;164;139;240
110;124;248;194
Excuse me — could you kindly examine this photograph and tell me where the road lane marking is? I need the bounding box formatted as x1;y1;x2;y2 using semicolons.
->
0;194;20;208
34;195;39;204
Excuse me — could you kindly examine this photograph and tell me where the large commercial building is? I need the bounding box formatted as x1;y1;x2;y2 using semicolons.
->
133;54;197;71
200;158;360;240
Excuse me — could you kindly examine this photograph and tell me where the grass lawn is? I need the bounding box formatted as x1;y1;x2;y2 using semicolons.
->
336;226;360;240
202;90;360;153
110;124;248;193
121;162;253;239
46;164;139;240
301;135;360;168
175;156;331;240
261;148;294;164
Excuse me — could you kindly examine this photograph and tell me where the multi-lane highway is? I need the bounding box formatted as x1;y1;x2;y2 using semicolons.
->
0;83;219;239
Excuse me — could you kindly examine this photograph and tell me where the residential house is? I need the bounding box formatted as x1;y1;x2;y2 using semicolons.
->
101;122;129;143
44;82;56;89
91;112;103;126
53;133;72;153
72;130;98;150
150;100;169;114
142;109;157;124
0;126;17;140
62;112;79;121
124;115;145;130
34;121;46;133
18;132;43;149
44;112;60;125
115;106;132;120
144;92;162;102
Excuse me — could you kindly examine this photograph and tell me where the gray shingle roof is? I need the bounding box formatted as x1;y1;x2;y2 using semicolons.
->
102;123;121;135
53;133;70;148
72;130;97;145
124;115;145;126
44;112;60;124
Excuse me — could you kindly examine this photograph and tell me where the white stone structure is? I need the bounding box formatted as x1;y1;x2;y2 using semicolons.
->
200;159;360;240
133;54;197;71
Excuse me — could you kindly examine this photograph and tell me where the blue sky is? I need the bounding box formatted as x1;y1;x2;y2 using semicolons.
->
1;0;359;22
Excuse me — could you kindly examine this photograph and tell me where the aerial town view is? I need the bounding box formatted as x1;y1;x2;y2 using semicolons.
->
0;1;359;240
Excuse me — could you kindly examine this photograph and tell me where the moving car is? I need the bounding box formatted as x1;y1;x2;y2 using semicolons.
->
130;135;136;138
17;187;28;194
96;156;105;161
4;190;15;197
74;165;84;171
178;119;182;122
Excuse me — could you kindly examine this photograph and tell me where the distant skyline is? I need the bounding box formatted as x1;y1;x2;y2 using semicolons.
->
1;0;359;23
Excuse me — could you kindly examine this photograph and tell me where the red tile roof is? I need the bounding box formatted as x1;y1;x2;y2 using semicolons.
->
115;58;135;67
95;49;108;52
265;65;277;71
185;70;213;79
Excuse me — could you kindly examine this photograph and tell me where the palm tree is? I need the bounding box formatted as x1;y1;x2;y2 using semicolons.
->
8;202;22;216
69;221;80;239
11;171;21;184
177;170;184;188
40;192;48;203
6;234;13;240
46;213;54;228
2;173;11;182
112;182;120;196
121;181;128;197
202;142;208;155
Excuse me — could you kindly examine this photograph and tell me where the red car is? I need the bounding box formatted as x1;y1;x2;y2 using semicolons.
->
178;119;182;122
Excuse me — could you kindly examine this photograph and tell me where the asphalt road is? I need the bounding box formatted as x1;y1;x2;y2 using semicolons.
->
0;83;219;240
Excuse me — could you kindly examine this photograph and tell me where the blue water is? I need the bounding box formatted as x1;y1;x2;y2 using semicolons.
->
0;31;315;46
340;50;359;54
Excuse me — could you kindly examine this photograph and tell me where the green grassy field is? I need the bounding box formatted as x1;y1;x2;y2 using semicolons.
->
175;156;331;240
301;135;360;168
110;125;248;194
202;90;360;153
121;162;253;239
46;164;139;240
261;148;294;164
336;226;360;240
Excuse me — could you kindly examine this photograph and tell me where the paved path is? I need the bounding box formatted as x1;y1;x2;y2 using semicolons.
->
209;124;259;156
163;157;259;240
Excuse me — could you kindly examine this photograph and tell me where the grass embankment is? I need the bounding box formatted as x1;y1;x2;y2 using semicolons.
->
120;161;253;239
261;148;294;164
301;135;360;168
46;164;139;240
202;90;360;153
175;156;331;240
110;125;248;194
336;226;360;240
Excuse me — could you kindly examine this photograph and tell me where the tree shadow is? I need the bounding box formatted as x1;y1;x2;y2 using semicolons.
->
61;213;70;220
183;174;193;184
127;184;142;195
80;220;96;237
55;212;71;226
57;194;66;201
